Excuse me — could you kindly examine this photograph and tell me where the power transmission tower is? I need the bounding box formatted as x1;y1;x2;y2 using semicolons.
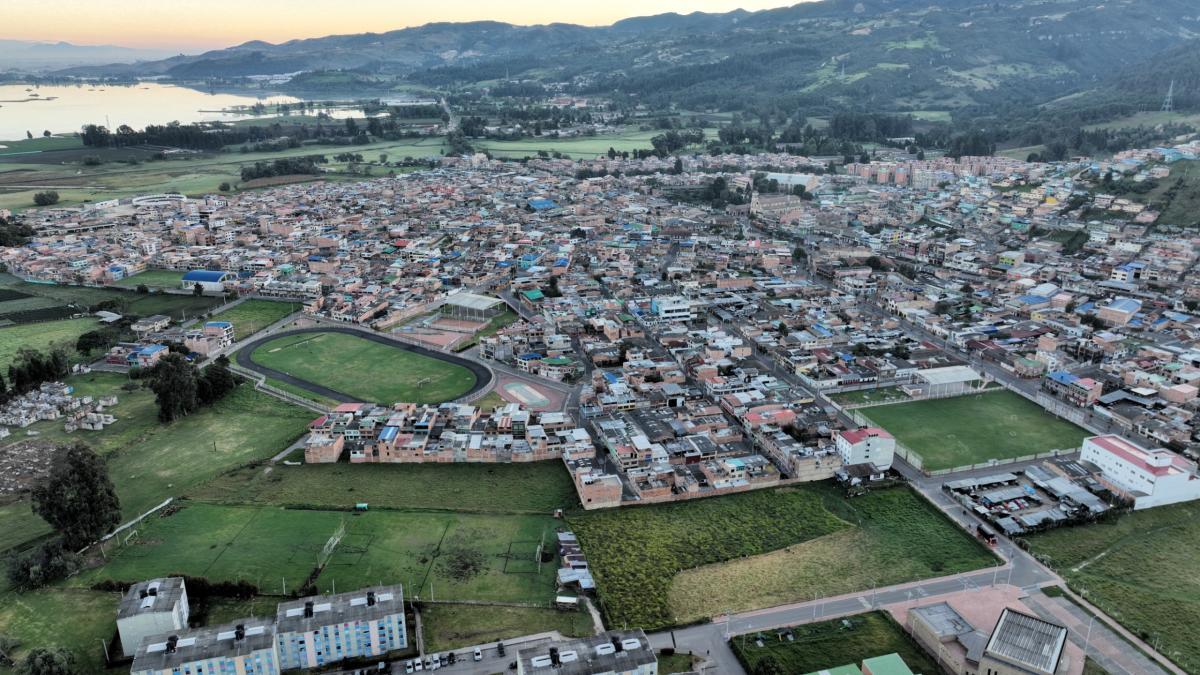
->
1162;79;1175;113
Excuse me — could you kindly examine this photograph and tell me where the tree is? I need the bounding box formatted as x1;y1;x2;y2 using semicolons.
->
150;353;198;422
197;357;238;406
193;282;203;296
32;191;59;207
218;182;232;192
135;283;149;294
30;444;120;549
15;648;74;675
75;329;117;356
25;131;32;140
5;540;80;590
41;130;51;138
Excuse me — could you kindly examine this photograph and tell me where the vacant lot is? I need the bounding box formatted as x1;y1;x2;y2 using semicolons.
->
1026;502;1200;672
730;611;940;675
212;298;301;339
669;486;996;624
190;460;577;515
421;604;593;652
570;485;993;630
860;390;1089;470
0;587;119;673
82;503;562;604
114;269;185;289
571;484;989;630
250;331;477;404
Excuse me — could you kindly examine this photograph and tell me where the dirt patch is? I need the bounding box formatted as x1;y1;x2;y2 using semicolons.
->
0;439;59;496
437;546;488;582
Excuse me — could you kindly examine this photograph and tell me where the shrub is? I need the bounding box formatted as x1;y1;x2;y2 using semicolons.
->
32;191;59;207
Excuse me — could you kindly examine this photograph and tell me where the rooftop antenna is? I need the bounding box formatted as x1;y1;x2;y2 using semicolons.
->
1162;79;1175;113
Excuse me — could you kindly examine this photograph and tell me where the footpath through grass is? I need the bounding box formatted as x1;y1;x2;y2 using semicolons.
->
730;611;939;675
860;390;1089;470
190;460;577;514
1026;502;1200;672
251;331;477;404
570;483;995;630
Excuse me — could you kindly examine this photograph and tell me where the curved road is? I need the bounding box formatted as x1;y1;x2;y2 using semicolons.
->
235;326;492;404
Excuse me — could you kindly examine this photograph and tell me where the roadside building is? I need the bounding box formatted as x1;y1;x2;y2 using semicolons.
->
835;427;895;471
1080;435;1200;509
274;585;406;670
181;269;237;293
516;630;657;675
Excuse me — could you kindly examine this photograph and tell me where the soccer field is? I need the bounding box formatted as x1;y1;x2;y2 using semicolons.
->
859;390;1089;471
249;330;478;404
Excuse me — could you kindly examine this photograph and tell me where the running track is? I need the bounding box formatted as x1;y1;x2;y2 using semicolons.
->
234;327;492;403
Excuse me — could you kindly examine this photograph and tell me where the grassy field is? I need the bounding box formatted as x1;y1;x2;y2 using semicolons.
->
81;503;562;604
658;653;700;675
859;390;1089;470
0;587;119;673
113;269;185;289
569;484;994;630
0;317;97;370
189;460;577;514
1026;502;1200;672
669;486;997;624
0;376;312;554
474;129;660;159
730;611;940;675
250;331;477;404
212;298;301;339
421;605;593;652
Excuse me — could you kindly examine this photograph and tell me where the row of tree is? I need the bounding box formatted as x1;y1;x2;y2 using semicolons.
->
1;348;70;403
150;354;239;422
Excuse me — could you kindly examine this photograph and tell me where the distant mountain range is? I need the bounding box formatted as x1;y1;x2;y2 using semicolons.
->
48;0;1200;117
0;40;183;72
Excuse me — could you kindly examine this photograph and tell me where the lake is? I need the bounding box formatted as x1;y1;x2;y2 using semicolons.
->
0;83;312;141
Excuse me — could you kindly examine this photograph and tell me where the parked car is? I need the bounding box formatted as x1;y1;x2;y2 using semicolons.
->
404;660;414;674
474;647;483;662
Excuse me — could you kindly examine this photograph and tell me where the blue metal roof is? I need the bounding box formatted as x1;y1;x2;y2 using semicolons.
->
182;270;230;282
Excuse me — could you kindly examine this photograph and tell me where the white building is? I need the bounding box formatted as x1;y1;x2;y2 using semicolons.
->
117;578;189;657
275;586;406;670
649;295;695;323
835;427;895;472
131;618;278;675
1080;435;1200;509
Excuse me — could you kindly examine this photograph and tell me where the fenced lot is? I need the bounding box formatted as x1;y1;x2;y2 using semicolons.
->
1026;502;1200;672
249;330;478;404
858;390;1089;471
730;611;940;675
78;503;562;604
569;484;995;630
212;298;301;340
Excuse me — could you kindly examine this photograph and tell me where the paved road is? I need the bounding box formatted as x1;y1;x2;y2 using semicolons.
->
234;326;493;403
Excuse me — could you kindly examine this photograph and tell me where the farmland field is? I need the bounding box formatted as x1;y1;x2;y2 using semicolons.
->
0;136;448;211
249;330;478;404
1026;501;1200;672
670;487;996;623
858;390;1089;470
474;129;661;159
113;269;185;289
569;484;995;630
730;611;940;675
190;460;577;514
211;298;302;339
0;273;221;324
80;503;562;604
421;605;594;652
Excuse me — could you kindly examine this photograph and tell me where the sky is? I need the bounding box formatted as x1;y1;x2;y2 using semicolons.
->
3;0;798;51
